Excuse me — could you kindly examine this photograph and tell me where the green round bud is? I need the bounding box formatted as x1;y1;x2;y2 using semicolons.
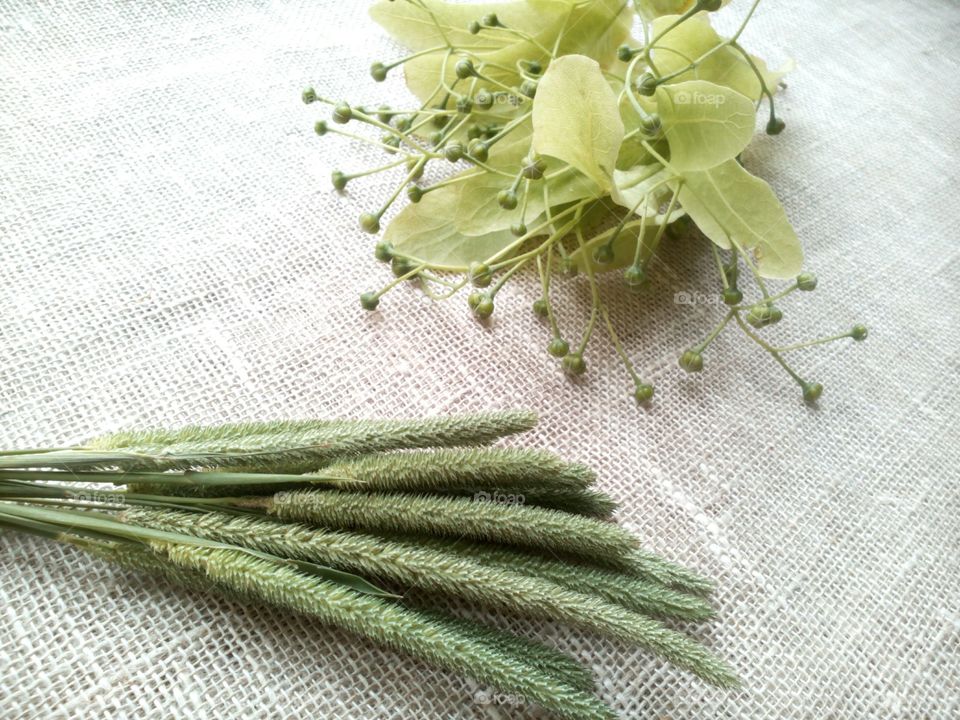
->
634;383;655;403
511;222;527;237
360;292;380;311
382;134;401;153
429;131;444;146
431;112;449;129
665;214;693;239
455;58;476;79
482;12;500;26
617;44;635;62
722;287;743;305
302;87;317;104
497;189;518;210
594;244;614;264
469;262;493;287
482;125;497;139
374;241;394;262
532;298;548;318
851;324;868;341
560;258;579;277
468;139;489;161
640;112;662;135
331;170;348;191
456;97;474;114
370;62;388;82
796;272;818;291
562;353;587;376
636;72;658;97
314;120;328;136
526;60;542;75
520;79;537;98
624;265;647;289
475;90;494;110
467;291;482;310
473;295;494;319
746;303;781;327
521;157;546;180
548;338;569;358
444;142;465;162
377;105;392;123
802;382;823;402
766;117;786;135
391;256;415;278
359;213;381;234
395;115;413;132
468;20;481;34
466;125;482;140
679;350;704;373
332;101;352;124
406;184;423;203
699;0;723;11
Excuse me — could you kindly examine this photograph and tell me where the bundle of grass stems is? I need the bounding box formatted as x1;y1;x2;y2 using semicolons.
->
0;410;736;719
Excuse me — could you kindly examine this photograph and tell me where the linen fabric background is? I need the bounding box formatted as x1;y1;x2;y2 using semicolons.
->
1;1;958;718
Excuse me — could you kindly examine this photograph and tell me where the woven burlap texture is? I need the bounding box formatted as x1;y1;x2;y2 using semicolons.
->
1;0;958;718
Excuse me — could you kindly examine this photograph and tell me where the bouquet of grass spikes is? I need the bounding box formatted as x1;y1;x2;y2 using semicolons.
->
303;0;868;404
0;410;737;720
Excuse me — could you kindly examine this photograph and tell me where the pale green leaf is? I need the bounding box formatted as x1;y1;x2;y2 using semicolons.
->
676;159;803;278
611;164;676;215
532;54;625;192
651;14;790;102
656;80;756;171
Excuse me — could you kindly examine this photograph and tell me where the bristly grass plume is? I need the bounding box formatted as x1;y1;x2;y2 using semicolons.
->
302;0;868;404
0;411;738;717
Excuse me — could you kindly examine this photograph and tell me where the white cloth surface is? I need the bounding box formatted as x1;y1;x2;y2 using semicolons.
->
1;1;959;718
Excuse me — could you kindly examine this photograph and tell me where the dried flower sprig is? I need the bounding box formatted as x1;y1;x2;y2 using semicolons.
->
0;411;736;717
303;0;868;404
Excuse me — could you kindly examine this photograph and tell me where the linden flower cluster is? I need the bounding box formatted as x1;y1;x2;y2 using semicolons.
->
302;0;866;404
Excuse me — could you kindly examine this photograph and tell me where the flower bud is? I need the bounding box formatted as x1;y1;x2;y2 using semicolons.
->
521;156;546;180
562;353;587;376
722;287;743;305
444;142;465;162
640;113;661;135
532;299;548;318
497;189;518;210
473;295;494;319
624;265;647;290
679;350;704;373
851;324;868;341
796;272;818;291
511;222;527;237
359;213;381;234
636;72;658;97
525;60;542;75
456;97;473;114
747;303;781;327
617;44;636;62
634;383;655;403
360;292;380;311
370;62;388;82
377;105;392;123
395;115;413;132
331;170;348;191
520;79;537;98
766;117;786;135
406;184;423;203
468;139;489;162
468;20;481;34
374;241;394;263
392;257;415;278
302;87;317;104
482;12;500;26
467;291;482;309
475;90;494;110
594;245;614;264
802;382;823;402
314;120;328;136
699;0;723;11
469;262;493;287
455;58;476;79
332;101;352;124
548;338;569;358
